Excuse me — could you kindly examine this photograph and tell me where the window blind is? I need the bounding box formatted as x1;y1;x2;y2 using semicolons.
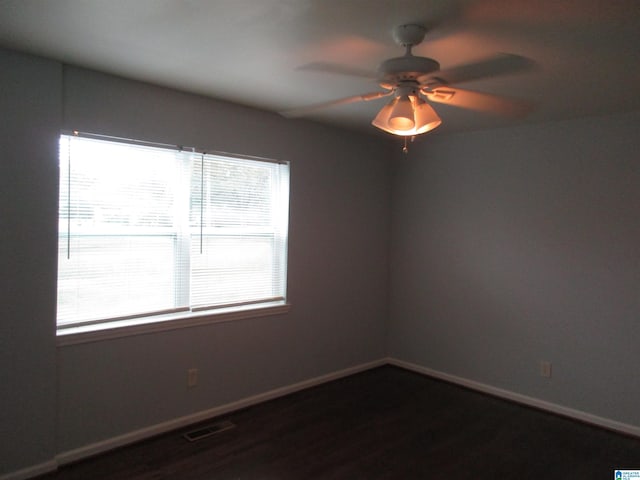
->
189;154;289;310
57;134;289;328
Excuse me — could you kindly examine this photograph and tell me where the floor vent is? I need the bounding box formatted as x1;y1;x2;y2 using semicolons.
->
183;420;236;442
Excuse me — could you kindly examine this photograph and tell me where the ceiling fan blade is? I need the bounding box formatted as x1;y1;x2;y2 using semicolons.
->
423;87;533;118
279;91;392;118
419;53;535;87
296;61;378;79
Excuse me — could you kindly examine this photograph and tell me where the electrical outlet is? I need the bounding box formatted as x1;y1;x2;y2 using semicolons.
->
540;361;552;378
187;368;198;388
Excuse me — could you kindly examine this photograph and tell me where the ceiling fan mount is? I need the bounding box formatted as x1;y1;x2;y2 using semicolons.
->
391;24;427;48
378;25;440;88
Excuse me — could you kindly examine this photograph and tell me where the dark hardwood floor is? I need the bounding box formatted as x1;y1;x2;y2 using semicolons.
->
37;366;640;479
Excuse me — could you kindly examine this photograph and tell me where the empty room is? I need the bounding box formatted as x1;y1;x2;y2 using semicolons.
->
1;1;639;479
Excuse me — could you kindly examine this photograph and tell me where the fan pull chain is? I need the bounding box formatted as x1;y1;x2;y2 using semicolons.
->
200;152;204;254
66;134;72;259
402;136;416;154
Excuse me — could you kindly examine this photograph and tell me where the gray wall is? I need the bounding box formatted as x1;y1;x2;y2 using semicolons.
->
390;111;640;427
0;49;391;475
0;50;61;476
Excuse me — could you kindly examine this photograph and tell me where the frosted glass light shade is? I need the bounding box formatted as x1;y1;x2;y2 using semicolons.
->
372;96;442;136
388;96;415;130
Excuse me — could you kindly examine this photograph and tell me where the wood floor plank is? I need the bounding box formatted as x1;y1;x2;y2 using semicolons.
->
36;366;640;479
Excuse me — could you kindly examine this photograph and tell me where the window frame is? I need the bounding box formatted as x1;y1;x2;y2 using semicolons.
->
56;132;290;345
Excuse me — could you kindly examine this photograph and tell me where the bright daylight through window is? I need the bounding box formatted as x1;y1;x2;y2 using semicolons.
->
57;134;289;332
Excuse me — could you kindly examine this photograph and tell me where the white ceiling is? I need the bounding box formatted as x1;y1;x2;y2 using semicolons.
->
1;0;639;136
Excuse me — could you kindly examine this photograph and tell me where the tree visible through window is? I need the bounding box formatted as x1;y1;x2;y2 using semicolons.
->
57;134;289;329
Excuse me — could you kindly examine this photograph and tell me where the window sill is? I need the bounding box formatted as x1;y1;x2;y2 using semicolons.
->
56;302;291;346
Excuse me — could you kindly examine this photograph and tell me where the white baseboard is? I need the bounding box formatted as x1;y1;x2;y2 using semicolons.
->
387;357;640;438
0;460;57;480
55;358;387;466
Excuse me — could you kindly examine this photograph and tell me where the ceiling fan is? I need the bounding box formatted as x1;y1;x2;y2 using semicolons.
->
281;24;535;138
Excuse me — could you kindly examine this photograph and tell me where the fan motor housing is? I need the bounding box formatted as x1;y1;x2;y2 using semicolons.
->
378;56;440;84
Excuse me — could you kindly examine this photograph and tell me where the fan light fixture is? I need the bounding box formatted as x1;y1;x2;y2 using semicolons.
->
372;89;442;136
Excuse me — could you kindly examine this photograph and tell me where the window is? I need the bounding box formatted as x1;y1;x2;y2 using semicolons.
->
57;133;289;333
